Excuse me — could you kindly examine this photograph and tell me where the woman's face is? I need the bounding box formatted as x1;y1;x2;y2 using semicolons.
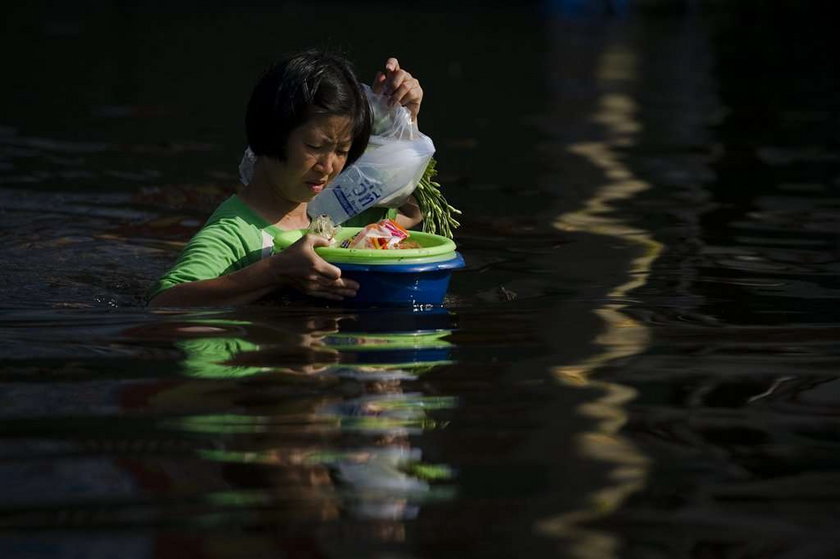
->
265;114;354;203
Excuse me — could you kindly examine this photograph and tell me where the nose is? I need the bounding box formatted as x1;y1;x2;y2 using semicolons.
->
315;152;340;177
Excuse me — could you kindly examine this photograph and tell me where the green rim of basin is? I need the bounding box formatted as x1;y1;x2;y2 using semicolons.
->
273;227;458;265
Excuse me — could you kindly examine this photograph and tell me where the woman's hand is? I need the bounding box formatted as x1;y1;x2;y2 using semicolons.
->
373;57;423;123
395;194;423;230
148;234;358;308
271;234;359;301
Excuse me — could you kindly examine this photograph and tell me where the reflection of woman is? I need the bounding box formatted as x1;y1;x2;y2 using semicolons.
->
148;50;425;307
177;332;339;379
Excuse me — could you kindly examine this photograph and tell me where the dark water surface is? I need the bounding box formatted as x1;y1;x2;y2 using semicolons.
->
2;1;840;557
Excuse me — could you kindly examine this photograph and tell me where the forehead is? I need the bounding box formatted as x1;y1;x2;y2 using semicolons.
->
297;114;353;143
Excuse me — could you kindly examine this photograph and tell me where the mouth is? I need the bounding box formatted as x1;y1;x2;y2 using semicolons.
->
307;180;327;194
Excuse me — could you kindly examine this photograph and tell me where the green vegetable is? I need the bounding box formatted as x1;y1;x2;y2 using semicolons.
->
415;158;461;239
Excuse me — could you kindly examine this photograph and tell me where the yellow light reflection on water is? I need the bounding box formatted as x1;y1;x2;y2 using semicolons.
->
536;40;663;558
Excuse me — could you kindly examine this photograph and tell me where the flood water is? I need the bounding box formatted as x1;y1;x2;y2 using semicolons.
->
2;1;840;557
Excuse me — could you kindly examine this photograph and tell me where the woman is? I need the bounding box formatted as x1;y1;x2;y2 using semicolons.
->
148;50;424;307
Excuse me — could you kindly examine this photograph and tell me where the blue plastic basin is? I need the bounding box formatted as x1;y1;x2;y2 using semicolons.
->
338;253;465;306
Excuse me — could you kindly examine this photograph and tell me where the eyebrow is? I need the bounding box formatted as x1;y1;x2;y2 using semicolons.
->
310;133;352;146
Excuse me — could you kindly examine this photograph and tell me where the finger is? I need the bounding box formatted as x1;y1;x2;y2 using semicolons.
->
336;277;360;291
384;69;410;95
372;70;386;94
307;317;340;334
390;81;422;107
333;288;357;299
317;277;358;298
331;286;358;298
302;235;342;280
314;260;342;281
306;233;332;249
392;88;422;121
291;233;325;255
302;277;345;300
384;57;399;73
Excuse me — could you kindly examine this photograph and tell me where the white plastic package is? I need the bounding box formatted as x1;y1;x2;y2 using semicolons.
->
306;85;435;224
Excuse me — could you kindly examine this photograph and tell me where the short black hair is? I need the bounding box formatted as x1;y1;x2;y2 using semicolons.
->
245;49;371;167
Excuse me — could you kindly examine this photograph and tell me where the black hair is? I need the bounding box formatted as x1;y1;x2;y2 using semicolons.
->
245;49;371;167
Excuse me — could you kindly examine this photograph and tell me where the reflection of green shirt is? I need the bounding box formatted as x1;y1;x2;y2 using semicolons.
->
177;336;264;378
147;195;395;300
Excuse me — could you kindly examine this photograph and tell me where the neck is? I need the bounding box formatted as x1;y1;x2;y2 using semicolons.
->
239;159;310;230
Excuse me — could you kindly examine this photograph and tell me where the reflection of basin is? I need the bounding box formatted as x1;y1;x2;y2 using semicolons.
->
325;331;452;349
326;308;457;368
324;330;453;368
274;229;466;306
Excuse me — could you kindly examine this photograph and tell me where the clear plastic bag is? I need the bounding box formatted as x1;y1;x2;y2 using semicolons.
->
306;85;435;223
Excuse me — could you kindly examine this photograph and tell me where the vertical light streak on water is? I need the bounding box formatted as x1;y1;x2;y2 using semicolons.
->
536;41;661;557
